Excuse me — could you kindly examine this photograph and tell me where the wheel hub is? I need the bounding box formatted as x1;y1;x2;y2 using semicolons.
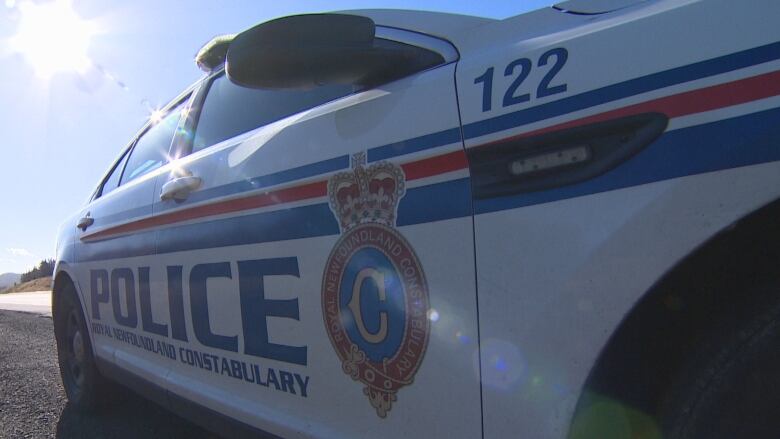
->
65;309;86;389
72;329;85;363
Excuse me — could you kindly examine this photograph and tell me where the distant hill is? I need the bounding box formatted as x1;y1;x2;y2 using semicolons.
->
1;276;51;294
0;272;21;289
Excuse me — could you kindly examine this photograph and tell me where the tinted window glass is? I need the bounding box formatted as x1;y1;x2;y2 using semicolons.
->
99;149;130;197
121;102;186;185
192;74;352;152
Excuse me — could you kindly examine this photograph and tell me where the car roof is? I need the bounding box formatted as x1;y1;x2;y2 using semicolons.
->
340;9;496;44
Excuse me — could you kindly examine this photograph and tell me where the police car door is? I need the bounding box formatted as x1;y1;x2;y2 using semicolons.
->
151;31;481;437
73;95;191;391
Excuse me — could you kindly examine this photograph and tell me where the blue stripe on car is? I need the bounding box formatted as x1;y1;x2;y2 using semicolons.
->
88;41;780;232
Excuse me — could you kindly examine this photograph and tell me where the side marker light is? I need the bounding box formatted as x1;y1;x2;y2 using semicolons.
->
509;145;592;176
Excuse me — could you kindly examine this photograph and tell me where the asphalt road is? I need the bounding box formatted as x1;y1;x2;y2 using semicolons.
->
0;309;218;438
0;291;52;315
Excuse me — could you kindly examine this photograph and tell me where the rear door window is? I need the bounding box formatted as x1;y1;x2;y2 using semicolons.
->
98;149;130;198
191;73;352;152
121;101;187;185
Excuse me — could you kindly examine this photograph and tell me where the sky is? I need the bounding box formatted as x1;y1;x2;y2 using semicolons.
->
0;0;550;275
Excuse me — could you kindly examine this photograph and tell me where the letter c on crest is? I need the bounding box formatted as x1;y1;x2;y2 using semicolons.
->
348;268;388;344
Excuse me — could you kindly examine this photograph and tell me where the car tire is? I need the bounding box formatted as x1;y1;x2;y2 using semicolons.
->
54;282;114;411
661;281;780;439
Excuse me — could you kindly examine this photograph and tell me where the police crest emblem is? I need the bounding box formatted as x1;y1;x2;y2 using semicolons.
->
321;153;430;418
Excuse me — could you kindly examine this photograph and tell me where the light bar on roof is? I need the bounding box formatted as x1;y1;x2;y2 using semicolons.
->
195;34;235;72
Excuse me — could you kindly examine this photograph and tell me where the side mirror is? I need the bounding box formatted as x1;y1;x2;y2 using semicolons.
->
225;14;443;89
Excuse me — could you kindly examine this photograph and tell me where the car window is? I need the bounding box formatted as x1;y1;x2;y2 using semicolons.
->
98;148;130;198
121;101;187;185
191;73;353;152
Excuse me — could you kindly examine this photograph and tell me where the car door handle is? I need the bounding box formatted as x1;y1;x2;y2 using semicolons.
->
77;215;94;231
160;176;202;201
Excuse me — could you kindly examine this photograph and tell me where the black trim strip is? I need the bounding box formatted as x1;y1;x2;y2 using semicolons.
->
467;112;668;199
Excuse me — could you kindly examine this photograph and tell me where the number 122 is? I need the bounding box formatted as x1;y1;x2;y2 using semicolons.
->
474;47;569;112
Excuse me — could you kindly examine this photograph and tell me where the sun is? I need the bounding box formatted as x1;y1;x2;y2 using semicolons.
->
9;0;97;78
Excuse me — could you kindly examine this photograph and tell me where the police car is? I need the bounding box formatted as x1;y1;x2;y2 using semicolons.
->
52;1;780;437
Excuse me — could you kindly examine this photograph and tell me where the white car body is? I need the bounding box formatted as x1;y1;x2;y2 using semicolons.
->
54;1;780;437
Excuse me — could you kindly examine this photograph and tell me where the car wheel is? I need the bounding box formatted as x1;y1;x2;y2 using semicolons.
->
54;283;112;411
661;282;780;439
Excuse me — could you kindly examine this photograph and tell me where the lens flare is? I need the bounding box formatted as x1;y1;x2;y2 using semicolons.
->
455;331;472;345
149;108;165;124
476;339;527;391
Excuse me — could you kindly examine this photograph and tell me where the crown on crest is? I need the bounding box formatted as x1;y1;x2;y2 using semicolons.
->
328;152;406;232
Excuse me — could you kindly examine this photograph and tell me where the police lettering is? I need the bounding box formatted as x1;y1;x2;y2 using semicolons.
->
88;257;307;366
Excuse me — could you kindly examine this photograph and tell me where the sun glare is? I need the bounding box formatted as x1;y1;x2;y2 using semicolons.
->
9;0;97;78
149;108;165;124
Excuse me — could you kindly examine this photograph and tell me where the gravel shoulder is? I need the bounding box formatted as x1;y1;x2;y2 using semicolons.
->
0;310;217;439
